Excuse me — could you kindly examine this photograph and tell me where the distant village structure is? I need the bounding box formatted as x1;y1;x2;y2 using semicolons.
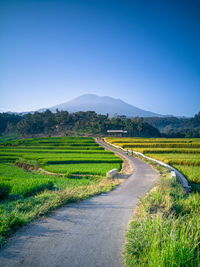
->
107;130;127;136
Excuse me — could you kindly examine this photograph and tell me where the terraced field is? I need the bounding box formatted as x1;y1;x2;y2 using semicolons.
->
0;136;122;245
106;137;200;186
0;137;122;176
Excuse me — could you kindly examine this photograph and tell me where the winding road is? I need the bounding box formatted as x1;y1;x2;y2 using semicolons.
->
0;139;159;267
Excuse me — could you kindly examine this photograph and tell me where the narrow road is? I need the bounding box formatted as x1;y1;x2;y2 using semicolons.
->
0;139;159;267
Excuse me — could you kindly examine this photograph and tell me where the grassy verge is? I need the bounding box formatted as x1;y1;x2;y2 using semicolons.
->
124;161;200;266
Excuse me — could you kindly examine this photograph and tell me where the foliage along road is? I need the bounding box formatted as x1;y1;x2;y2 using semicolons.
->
0;139;159;267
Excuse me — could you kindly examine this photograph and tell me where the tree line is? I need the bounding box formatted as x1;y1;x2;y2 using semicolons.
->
0;110;199;138
0;110;160;137
144;112;200;138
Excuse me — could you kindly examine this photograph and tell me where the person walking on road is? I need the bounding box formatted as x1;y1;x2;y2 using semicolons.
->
126;149;129;156
130;149;133;157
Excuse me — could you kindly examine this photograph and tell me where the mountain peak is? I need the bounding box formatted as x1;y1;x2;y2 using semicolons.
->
47;94;163;117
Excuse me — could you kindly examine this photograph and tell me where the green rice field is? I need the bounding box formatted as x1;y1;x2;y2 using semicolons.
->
0;136;122;245
0;136;122;176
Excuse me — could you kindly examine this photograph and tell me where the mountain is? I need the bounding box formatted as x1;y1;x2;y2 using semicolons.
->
40;94;164;117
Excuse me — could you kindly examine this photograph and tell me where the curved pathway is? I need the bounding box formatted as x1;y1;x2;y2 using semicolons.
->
0;139;159;267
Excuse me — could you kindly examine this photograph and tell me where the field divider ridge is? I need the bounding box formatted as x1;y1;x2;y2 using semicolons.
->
103;138;192;194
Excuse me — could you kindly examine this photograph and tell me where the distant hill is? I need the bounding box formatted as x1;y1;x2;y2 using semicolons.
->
40;94;164;117
144;112;200;137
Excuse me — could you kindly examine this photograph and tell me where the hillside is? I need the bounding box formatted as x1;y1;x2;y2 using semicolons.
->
42;94;163;117
144;112;200;137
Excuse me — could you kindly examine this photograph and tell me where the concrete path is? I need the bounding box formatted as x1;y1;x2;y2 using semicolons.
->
0;140;159;267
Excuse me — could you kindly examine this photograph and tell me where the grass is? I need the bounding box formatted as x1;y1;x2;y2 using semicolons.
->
121;142;200;148
0;148;112;154
145;153;200;167
173;165;200;185
107;137;200;143
0;146;104;150
0;136;123;246
124;164;200;266
44;162;122;175
0;134;18;143
136;148;200;154
0;163;54;197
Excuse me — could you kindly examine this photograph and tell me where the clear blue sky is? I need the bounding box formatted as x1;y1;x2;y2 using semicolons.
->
1;0;200;116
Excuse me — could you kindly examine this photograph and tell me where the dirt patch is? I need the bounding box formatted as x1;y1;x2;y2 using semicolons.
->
14;162;39;172
38;168;64;176
14;162;64;177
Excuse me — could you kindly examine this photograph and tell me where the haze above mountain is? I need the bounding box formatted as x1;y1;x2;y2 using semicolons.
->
39;94;164;117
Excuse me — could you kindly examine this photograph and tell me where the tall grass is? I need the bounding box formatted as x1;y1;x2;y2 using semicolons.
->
124;168;200;266
0;163;53;197
125;215;200;266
